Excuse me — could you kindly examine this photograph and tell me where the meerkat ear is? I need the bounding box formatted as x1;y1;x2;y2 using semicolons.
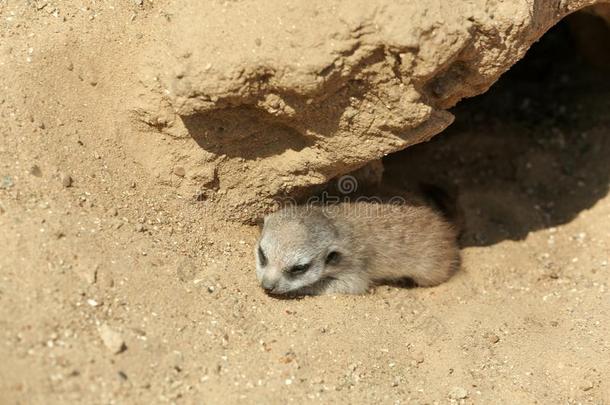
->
325;249;342;265
255;216;266;231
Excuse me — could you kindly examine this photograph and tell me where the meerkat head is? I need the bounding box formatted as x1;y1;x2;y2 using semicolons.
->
255;207;343;295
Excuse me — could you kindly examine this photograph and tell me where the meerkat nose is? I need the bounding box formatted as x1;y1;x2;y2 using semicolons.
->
261;277;277;292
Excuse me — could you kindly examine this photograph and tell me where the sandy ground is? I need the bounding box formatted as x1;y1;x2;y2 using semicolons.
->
1;3;609;404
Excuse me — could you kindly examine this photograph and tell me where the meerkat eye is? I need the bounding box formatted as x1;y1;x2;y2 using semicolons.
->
258;246;268;267
325;251;341;265
287;262;311;275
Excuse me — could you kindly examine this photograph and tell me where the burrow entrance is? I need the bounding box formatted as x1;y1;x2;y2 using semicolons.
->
380;16;610;247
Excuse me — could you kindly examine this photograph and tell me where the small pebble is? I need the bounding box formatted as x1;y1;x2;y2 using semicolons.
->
0;176;14;189
87;298;100;307
98;324;126;354
61;173;73;188
486;333;500;344
580;380;594;391
449;386;468;399
412;352;425;364
29;165;42;177
81;266;97;285
173;166;186;177
135;223;146;232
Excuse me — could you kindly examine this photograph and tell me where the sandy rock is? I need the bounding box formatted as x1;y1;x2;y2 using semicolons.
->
136;0;610;221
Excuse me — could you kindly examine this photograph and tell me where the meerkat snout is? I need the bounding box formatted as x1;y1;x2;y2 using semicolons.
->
255;199;460;296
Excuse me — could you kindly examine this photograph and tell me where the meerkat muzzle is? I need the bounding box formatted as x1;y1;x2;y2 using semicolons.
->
261;277;277;292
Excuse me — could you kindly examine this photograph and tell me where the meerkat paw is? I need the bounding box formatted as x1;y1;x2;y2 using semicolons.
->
294;274;370;295
317;273;370;295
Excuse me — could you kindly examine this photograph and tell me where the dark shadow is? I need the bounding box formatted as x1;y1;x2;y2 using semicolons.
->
383;18;610;247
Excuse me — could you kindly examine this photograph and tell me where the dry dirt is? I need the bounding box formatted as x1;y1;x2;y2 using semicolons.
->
1;2;609;405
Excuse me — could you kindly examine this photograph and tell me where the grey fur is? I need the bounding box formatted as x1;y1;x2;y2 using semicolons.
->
255;200;460;296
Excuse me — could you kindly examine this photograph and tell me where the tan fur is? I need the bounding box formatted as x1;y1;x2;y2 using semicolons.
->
255;199;460;296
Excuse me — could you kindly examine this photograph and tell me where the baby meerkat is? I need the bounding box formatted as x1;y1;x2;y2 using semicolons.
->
255;198;460;296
